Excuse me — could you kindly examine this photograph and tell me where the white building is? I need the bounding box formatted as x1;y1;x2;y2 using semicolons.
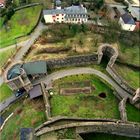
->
43;5;88;24
119;13;136;31
0;0;5;8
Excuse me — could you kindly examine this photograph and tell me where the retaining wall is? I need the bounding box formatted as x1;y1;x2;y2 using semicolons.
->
35;120;140;138
76;122;140;138
46;54;98;69
106;65;135;95
119;98;127;122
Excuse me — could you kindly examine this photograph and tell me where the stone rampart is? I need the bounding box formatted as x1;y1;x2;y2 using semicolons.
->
46;54;98;69
35;120;140;138
119;98;127;122
106;65;135;95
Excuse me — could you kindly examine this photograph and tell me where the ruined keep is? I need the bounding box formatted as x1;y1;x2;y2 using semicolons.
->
97;44;118;67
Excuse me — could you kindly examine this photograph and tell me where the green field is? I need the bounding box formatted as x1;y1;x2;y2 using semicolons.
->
50;74;119;119
0;47;16;69
0;83;13;102
118;43;140;66
1;97;46;140
0;5;42;48
126;103;140;123
114;64;140;89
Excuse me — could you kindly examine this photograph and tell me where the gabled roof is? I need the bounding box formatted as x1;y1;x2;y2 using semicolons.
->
121;13;135;25
43;5;87;16
128;6;140;21
0;0;5;4
65;5;87;14
43;9;65;15
29;84;42;99
22;61;47;75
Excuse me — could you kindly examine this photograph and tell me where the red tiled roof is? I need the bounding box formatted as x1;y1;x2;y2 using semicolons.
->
0;0;5;4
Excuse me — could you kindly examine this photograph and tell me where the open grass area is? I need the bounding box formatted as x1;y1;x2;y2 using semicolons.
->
0;5;42;48
81;133;139;140
114;64;140;89
0;47;16;69
126;103;140;123
118;43;140;66
0;97;46;140
0;83;13;102
50;74;119;119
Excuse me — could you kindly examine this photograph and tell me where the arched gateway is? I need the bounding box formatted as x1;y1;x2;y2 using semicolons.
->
97;44;118;67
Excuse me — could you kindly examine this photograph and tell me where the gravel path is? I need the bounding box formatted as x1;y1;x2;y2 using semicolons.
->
33;67;132;99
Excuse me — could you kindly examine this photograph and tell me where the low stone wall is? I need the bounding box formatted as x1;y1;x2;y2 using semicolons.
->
35;119;140;138
119;98;127;122
46;54;98;69
76;122;140;138
106;65;135;95
41;83;51;119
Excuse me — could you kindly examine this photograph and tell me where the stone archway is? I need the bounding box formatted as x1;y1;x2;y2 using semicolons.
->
97;44;118;67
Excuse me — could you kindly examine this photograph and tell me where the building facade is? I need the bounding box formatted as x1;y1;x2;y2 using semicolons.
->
43;5;88;24
119;13;136;31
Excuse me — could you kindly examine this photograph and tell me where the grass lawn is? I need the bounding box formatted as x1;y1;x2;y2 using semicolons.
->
114;64;140;89
0;5;42;48
81;133;139;140
126;103;140;123
118;43;140;66
0;97;46;140
0;83;13;102
0;47;16;69
50;74;119;119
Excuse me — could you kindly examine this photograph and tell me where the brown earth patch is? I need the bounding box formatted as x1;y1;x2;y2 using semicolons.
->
60;87;91;95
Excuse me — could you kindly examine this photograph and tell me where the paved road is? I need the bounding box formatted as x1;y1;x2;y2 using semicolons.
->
33;67;132;99
13;22;47;61
0;40;29;53
0;95;16;112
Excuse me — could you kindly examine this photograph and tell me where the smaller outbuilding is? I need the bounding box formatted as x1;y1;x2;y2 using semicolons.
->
119;13;136;31
0;0;5;8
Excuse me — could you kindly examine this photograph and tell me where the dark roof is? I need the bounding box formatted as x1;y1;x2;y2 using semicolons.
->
43;5;87;15
43;9;65;15
29;84;42;99
121;13;135;25
22;61;47;75
20;128;34;140
0;116;4;126
7;64;21;80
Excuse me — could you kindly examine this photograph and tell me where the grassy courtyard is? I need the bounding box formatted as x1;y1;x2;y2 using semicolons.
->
126;103;140;123
0;5;42;48
0;83;13;102
114;64;140;89
50;74;119;119
0;97;46;140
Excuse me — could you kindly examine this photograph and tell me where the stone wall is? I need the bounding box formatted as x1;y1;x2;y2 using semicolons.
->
119;98;127;122
35;118;140;138
106;65;135;95
76;122;140;138
41;83;51;119
46;54;98;69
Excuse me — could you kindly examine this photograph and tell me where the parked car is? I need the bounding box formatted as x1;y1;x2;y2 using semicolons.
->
14;88;25;97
